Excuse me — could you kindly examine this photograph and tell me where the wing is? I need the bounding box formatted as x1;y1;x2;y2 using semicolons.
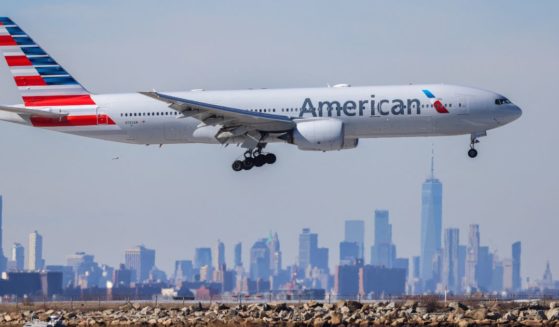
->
141;91;296;147
0;105;68;118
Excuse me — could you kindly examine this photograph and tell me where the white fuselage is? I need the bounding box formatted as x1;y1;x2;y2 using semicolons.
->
0;84;521;146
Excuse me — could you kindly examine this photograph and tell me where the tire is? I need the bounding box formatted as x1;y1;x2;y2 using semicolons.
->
265;153;277;164
243;158;254;170
468;148;478;158
232;160;243;172
254;155;265;167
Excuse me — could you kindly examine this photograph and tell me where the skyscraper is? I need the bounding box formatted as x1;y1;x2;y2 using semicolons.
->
11;243;24;271
250;238;270;280
344;220;364;260
442;228;460;293
371;210;395;268
216;240;225;270
0;196;6;272
67;252;100;287
194;247;212;270
420;156;442;284
124;245;155;283
476;246;493;291
465;224;480;289
234;242;242;268
268;232;282;275
174;260;193;285
298;228;318;270
28;231;44;271
502;258;513;291
512;241;521;291
339;241;359;265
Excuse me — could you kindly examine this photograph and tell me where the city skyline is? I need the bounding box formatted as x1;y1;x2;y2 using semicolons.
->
0;1;557;281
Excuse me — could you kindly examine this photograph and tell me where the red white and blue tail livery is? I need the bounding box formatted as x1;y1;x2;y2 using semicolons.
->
0;17;522;171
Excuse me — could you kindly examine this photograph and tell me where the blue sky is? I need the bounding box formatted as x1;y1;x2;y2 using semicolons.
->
0;0;557;281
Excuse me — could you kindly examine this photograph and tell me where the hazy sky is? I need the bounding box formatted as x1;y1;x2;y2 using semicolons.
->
0;1;557;281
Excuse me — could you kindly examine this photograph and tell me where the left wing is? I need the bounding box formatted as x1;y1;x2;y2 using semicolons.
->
140;92;295;132
141;92;296;147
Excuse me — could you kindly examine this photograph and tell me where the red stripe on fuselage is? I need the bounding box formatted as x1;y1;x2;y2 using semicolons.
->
15;75;46;86
0;35;16;46
5;55;32;66
30;114;115;127
23;95;96;107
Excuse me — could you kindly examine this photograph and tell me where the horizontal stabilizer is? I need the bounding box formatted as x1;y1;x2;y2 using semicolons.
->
0;105;68;118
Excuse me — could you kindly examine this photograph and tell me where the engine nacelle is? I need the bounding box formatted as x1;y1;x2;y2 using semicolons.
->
292;119;358;151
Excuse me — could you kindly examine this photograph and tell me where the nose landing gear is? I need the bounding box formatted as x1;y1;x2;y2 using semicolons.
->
468;134;481;158
232;147;276;172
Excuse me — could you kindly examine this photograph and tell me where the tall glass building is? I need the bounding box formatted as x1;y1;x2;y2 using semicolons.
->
371;210;395;267
344;220;364;260
250;238;270;280
512;241;521;291
420;157;442;285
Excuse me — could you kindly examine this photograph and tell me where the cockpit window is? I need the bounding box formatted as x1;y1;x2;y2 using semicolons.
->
495;98;511;105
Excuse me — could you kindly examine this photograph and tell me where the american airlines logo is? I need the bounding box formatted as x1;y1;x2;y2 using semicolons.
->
298;89;448;118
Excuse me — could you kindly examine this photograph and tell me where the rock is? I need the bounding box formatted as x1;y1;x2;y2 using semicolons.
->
521;320;543;327
330;312;343;325
386;301;396;310
343;300;363;311
526;309;546;320
550;302;558;309
304;301;322;310
449;302;469;311
3;315;11;322
502;312;518;321
132;303;141;310
486;311;501;320
403;300;418;309
467;308;487;320
416;306;428;314
457;319;470;327
547;308;559;321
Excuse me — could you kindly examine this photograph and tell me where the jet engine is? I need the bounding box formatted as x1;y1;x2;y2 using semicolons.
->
291;119;358;151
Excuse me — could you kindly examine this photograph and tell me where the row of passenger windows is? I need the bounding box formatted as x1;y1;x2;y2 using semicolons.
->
248;103;461;113
120;102;463;118
121;112;179;117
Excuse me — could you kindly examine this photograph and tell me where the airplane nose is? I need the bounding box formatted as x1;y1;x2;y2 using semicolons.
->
495;105;522;124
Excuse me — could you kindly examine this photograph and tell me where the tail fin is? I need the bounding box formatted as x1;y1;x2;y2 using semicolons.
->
0;17;96;107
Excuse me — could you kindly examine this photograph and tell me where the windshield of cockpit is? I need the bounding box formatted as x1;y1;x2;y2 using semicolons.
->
495;98;511;105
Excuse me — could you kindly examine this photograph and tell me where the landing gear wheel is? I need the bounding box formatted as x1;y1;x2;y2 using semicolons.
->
265;153;277;164
468;148;478;158
254;155;266;167
232;160;243;172
242;158;254;170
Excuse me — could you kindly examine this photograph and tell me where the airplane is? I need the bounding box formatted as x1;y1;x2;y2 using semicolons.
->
0;17;522;172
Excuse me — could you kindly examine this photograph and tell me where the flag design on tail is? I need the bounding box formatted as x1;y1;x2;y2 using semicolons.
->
0;17;96;107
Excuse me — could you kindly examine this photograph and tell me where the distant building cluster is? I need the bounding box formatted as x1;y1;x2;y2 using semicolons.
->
0;159;557;301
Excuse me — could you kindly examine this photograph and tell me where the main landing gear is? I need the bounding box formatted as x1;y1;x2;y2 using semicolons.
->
468;135;480;158
232;147;277;172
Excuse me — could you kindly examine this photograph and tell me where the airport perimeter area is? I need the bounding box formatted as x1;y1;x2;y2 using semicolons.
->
1;299;559;326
